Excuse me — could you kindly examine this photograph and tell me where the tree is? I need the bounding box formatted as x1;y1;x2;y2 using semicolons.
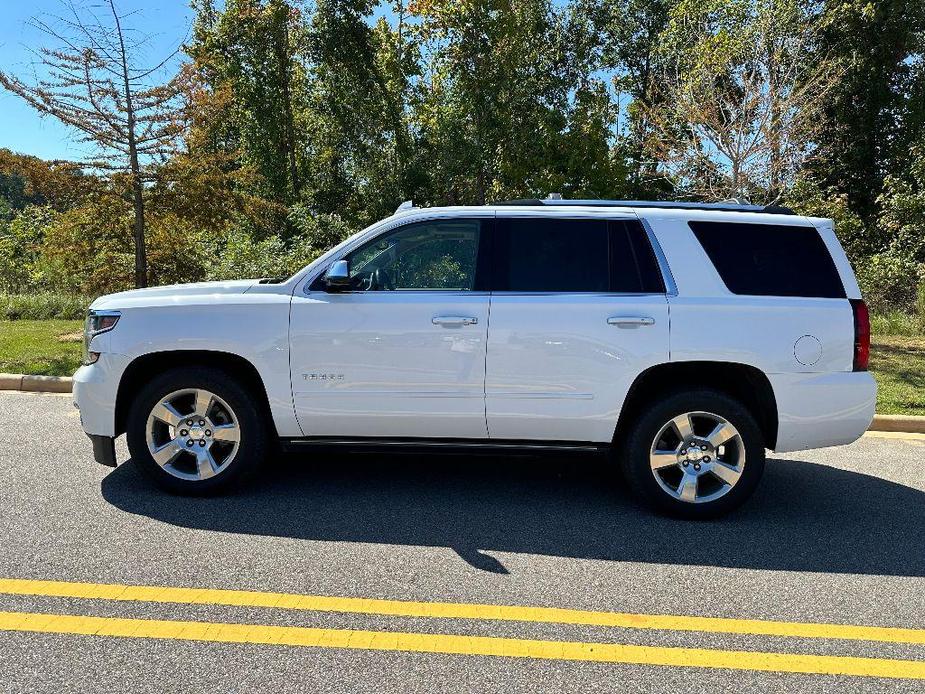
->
188;0;306;211
411;0;626;204
599;0;676;197
810;0;925;226
0;0;187;287
641;0;838;203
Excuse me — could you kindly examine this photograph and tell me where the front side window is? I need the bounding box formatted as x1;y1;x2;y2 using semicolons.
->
343;219;483;291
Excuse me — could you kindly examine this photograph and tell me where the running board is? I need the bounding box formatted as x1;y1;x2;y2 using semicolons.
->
279;437;610;455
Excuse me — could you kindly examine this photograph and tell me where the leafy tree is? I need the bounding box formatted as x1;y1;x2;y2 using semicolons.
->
598;0;677;197
188;0;307;208
642;0;839;202
0;0;188;287
411;0;626;204
0;206;58;292
811;0;925;225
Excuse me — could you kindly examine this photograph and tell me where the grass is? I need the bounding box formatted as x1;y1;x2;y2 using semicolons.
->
870;310;924;337
0;317;923;416
0;320;84;376
870;335;925;416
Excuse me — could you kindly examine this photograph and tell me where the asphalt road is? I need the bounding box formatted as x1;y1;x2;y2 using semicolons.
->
0;390;923;693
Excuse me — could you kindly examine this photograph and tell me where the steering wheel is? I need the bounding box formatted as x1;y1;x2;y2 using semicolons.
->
371;268;395;291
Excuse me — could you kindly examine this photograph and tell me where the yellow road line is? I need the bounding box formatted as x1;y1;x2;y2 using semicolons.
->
0;610;922;679
1;577;923;646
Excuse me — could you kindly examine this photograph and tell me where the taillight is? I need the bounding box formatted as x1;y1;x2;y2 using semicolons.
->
850;299;870;371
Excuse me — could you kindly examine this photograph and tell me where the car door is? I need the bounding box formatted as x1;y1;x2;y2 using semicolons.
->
485;214;670;443
289;217;491;439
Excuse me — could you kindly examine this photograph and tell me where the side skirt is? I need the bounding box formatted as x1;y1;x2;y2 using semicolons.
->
278;437;611;457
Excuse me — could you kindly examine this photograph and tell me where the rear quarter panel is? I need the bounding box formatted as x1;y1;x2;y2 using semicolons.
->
641;210;871;451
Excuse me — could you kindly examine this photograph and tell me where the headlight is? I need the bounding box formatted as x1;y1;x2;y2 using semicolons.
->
83;310;121;365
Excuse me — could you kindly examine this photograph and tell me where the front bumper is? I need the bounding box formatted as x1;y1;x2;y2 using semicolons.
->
72;352;130;438
770;370;877;452
88;434;117;467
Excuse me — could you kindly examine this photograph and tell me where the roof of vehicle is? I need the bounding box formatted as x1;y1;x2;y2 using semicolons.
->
393;197;796;216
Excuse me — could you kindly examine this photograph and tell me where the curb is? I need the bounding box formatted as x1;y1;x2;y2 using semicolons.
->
869;414;925;435
0;373;73;394
2;374;925;434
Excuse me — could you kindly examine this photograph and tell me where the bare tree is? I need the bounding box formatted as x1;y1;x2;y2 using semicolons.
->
640;0;840;204
0;0;187;287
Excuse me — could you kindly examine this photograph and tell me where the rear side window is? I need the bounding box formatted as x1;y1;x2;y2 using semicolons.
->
610;220;666;294
689;221;846;298
493;217;666;293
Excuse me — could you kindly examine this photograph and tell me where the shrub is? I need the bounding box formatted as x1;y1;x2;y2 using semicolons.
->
205;211;354;282
918;276;925;333
0;293;91;320
0;205;57;293
855;251;923;314
205;223;294;281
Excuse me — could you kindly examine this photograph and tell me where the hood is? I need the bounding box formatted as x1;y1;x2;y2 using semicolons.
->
90;279;261;310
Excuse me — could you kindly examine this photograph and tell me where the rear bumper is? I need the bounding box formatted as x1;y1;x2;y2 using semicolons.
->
770;371;876;452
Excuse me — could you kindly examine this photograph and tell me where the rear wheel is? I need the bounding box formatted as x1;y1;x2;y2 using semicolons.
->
126;367;267;494
622;390;765;518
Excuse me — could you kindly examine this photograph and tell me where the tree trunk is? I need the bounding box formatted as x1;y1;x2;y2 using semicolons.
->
110;0;147;287
276;2;299;200
129;148;147;288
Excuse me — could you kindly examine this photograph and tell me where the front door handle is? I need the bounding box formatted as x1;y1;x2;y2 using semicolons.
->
607;315;655;328
432;315;479;327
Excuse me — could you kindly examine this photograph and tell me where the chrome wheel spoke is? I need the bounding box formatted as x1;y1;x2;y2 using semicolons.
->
211;423;239;443
196;449;218;480
150;401;183;428
706;421;737;448
671;413;695;441
650;450;678;471
194;390;214;419
711;462;742;486
677;473;697;502
151;440;183;467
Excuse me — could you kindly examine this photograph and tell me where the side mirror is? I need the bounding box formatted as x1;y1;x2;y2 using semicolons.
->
324;260;351;290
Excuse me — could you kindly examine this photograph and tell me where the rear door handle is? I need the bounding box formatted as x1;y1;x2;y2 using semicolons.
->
432;315;479;327
607;315;655;328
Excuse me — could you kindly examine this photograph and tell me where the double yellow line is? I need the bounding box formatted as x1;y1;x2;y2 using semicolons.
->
1;578;923;679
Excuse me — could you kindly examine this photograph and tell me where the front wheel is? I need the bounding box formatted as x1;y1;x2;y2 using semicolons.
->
622;390;765;518
126;367;267;494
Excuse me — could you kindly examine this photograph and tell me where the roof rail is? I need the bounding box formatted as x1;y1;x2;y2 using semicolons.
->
494;198;795;215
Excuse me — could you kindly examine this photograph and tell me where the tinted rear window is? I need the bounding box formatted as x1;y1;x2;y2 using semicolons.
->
611;220;666;294
689;221;846;298
494;218;665;293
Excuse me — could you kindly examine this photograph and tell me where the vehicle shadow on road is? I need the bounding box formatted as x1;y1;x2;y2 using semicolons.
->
101;453;925;576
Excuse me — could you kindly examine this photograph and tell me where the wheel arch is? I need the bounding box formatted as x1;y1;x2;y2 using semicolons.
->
613;361;778;450
114;350;277;438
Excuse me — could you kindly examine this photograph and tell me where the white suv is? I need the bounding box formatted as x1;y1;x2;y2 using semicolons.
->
73;199;876;517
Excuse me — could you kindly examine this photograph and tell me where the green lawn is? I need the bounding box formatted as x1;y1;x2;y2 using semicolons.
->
870;336;925;416
0;320;923;415
0;320;84;376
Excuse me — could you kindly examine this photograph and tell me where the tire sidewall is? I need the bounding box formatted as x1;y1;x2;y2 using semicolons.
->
126;367;266;494
623;389;766;519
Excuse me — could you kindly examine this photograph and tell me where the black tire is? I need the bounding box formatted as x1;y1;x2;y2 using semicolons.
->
126;366;268;494
621;389;765;519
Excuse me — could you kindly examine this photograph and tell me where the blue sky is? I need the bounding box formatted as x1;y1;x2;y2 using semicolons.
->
0;0;195;161
0;1;399;162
